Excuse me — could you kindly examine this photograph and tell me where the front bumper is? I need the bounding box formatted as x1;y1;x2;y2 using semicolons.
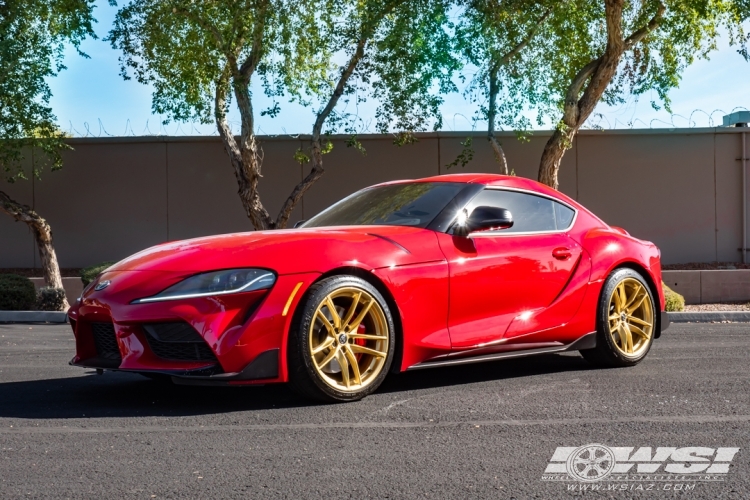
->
69;348;279;385
68;271;320;384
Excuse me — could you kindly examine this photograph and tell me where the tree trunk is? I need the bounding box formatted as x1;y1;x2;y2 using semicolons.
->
275;36;369;229
538;128;573;189
537;0;665;190
0;190;69;310
486;7;553;176
487;69;509;175
488;134;509;175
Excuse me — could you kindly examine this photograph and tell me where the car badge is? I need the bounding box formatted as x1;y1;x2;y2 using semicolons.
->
95;280;111;291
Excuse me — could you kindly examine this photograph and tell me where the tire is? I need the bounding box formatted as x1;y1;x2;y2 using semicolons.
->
580;268;656;368
287;276;396;402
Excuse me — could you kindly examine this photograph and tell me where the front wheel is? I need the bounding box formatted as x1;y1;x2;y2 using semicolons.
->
581;268;656;368
287;276;395;402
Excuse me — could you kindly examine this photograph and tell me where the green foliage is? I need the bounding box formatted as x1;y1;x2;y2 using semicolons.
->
109;0;289;125
533;0;746;122
0;274;37;311
293;148;311;164
446;137;474;169
662;282;685;312
455;0;556;134
36;287;67;311
0;0;96;182
345;135;366;155
281;0;458;138
80;261;115;287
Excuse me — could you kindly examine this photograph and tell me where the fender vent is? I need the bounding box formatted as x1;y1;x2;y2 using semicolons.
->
143;323;217;362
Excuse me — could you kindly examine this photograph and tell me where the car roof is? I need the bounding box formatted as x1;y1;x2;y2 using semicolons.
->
376;173;577;207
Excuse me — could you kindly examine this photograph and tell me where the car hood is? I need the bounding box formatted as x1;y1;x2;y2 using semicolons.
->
108;225;445;275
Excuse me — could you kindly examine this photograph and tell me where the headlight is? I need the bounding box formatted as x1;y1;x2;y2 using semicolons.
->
132;268;276;304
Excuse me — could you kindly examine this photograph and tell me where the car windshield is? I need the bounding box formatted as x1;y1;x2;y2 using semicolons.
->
301;182;465;229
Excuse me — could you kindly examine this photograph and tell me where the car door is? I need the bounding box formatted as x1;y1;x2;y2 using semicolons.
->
436;188;581;348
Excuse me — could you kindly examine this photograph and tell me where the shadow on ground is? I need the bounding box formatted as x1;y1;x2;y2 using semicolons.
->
0;353;591;420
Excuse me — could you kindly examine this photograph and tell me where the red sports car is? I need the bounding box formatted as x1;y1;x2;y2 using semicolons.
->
68;173;668;402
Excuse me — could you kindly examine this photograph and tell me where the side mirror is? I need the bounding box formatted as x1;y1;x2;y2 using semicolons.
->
293;220;307;228
456;206;513;235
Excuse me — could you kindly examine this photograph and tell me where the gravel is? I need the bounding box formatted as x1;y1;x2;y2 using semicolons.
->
684;302;750;311
662;261;750;270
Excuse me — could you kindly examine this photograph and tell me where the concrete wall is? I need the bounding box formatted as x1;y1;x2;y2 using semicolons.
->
1;129;748;268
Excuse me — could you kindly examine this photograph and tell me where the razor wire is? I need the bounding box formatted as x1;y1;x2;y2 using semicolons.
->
61;105;750;138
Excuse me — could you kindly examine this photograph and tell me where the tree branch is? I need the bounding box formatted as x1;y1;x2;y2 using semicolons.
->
172;4;226;49
624;2;666;51
239;0;270;79
496;6;553;67
486;5;553;175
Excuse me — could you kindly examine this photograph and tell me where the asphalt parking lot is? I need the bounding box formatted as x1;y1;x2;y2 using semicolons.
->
0;323;748;499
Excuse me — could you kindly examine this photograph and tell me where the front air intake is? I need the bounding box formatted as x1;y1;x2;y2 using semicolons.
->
142;323;217;362
91;322;122;363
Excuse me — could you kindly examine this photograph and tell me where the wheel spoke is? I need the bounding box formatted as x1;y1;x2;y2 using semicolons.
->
627;291;648;315
623;283;642;310
609;322;619;334
336;349;350;388
619;324;634;354
315;310;335;335
608;313;620;321
350;344;386;358
347;299;374;332
315;346;338;369
348;333;388;341
312;336;335;355
628;322;650;340
628;315;652;328
341;292;362;330
617;284;628;312
343;345;361;386
325;297;341;329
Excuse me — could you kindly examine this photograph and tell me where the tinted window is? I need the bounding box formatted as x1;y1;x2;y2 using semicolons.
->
303;182;465;229
466;189;558;233
554;202;575;229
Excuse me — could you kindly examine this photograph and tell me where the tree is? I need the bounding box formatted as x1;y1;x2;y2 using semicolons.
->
455;0;558;174
110;0;293;230
0;0;97;309
536;0;748;189
284;0;457;202
110;0;456;230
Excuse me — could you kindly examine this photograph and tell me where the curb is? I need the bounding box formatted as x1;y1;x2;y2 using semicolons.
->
668;311;750;323
0;311;69;324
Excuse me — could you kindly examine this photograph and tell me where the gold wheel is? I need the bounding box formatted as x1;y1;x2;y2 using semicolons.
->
607;277;654;357
308;287;389;393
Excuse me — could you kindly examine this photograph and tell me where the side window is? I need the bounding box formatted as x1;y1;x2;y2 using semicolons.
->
466;189;556;233
554;201;575;230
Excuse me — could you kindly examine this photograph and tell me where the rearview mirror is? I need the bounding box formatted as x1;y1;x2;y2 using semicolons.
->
455;206;513;236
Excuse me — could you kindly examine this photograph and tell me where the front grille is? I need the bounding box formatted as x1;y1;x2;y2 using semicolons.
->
143;323;217;362
91;322;122;362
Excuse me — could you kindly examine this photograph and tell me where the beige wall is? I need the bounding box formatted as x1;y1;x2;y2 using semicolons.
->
1;129;748;268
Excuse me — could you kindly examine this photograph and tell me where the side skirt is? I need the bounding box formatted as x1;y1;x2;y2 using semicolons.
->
406;332;597;371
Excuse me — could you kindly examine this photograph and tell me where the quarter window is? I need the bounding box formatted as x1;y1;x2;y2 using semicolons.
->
465;189;575;233
554;202;576;229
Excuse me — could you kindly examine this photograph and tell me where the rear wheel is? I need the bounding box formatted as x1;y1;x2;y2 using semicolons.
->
287;276;395;402
581;268;655;367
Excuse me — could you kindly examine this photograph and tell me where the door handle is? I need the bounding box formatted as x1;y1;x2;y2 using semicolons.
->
552;247;572;260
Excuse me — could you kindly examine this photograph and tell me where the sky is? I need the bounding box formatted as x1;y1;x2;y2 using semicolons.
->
48;1;750;138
